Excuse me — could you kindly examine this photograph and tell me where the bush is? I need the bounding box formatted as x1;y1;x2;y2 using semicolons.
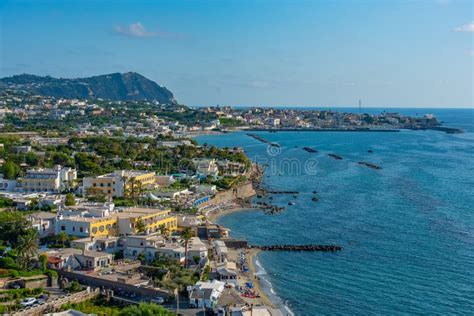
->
45;269;58;278
0;268;10;278
16;269;44;277
0;257;17;269
0;197;14;208
67;280;83;293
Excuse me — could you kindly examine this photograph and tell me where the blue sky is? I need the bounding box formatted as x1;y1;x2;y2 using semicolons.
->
0;0;472;108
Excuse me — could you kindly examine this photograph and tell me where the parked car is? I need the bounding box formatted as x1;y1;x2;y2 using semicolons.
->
38;293;49;300
150;297;165;304
20;298;37;307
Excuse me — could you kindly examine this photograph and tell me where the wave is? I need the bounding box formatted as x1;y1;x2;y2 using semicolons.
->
254;257;295;316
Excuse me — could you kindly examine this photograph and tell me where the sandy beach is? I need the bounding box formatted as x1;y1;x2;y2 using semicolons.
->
206;204;260;223
207;205;284;313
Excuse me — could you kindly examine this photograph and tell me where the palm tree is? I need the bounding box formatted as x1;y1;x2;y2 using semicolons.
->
159;224;169;238
57;231;68;247
121;175;129;199
181;227;193;268
16;229;39;270
135;218;146;234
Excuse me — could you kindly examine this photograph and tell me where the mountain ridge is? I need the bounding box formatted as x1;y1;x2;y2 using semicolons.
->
0;72;176;103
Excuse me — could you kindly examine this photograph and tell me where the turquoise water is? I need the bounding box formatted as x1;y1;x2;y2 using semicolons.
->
196;109;474;315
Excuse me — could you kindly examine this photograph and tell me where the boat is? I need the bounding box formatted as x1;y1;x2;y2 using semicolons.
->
288;202;296;206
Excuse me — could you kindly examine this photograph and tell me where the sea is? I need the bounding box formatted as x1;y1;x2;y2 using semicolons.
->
196;108;474;316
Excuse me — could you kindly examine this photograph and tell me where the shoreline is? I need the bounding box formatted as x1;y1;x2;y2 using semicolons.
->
214;207;292;316
208;206;260;222
203;158;289;314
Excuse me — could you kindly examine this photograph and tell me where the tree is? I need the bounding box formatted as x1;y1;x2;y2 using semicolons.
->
65;193;76;206
1;160;20;179
57;231;69;247
135;218;146;234
158;224;169;238
119;302;174;316
85;187;106;203
16;229;39;270
181;228;193;268
0;211;31;246
39;253;48;272
68;280;83;293
25;152;39;166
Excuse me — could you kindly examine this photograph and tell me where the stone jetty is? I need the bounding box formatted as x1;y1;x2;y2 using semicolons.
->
253;244;342;252
303;147;318;153
246;133;280;147
267;190;299;194
358;161;382;170
328;153;343;160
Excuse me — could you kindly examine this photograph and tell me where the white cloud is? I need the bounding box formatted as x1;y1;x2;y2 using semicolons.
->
454;22;474;33
114;22;156;38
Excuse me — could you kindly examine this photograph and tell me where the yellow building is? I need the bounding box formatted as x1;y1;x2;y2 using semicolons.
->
56;216;118;238
117;207;177;235
56;206;176;238
83;170;156;198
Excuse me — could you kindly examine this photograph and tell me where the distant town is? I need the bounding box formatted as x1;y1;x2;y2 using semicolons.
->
0;87;459;316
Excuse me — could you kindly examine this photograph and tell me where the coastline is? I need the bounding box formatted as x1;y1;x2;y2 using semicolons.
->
212;206;292;316
207;206;260;222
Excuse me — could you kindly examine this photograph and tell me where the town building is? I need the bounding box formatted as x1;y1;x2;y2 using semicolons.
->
188;280;225;309
42;248;113;271
0;176;17;191
83;170;156;198
186;237;208;265
21;165;77;193
116;207;178;235
192;158;219;178
71;236;122;254
28;211;57;238
54;204;177;238
123;234;185;263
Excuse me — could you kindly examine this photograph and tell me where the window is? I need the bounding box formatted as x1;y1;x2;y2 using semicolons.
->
61;226;65;231
140;242;144;246
80;227;84;233
92;227;98;234
93;183;96;187
72;227;75;232
99;226;105;232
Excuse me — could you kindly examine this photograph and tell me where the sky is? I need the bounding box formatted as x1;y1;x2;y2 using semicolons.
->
0;0;473;108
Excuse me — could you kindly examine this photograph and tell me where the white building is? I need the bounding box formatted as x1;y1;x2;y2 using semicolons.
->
123;234;185;263
0;175;17;191
21;165;77;193
187;237;208;265
71;236;122;254
192;159;219;178
214;240;229;262
28;211;57;238
188;280;225;308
